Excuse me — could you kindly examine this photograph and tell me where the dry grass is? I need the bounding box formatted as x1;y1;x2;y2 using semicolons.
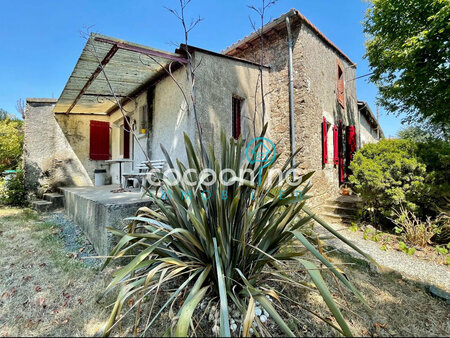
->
0;207;449;337
0;208;111;337
280;253;450;337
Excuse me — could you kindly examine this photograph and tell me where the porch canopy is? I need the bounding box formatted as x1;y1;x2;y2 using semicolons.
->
53;33;187;115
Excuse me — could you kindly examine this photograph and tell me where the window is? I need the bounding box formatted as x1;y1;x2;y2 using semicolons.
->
232;96;242;139
337;62;345;108
139;105;148;134
89;120;110;160
123;116;131;159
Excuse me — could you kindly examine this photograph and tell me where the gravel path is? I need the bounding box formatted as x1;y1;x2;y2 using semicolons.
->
318;221;450;292
41;211;102;268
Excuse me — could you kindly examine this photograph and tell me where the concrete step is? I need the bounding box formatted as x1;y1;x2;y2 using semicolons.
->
326;200;362;209
43;193;64;208
321;212;355;224
323;205;359;216
32;200;54;213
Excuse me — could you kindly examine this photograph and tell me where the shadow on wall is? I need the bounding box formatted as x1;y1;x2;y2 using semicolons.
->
24;105;94;194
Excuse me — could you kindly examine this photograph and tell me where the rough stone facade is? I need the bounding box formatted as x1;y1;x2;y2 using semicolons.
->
225;13;360;205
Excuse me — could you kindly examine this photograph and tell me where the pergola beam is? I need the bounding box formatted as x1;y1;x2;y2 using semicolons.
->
65;44;119;114
94;36;188;64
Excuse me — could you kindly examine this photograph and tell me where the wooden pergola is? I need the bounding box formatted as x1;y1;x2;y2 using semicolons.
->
53;33;187;116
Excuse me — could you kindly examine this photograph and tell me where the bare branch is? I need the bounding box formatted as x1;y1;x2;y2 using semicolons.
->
166;0;207;165
16;99;25;119
248;0;279;131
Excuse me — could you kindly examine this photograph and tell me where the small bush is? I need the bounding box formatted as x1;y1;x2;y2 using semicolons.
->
391;206;438;248
349;139;427;225
349;136;450;230
0;171;27;206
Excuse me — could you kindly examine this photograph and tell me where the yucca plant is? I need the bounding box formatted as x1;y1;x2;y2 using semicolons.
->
100;126;373;337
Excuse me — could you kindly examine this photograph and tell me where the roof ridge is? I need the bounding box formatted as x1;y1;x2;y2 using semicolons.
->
222;8;355;66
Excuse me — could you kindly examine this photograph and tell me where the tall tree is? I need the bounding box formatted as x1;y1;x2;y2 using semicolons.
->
363;0;450;130
0;109;23;172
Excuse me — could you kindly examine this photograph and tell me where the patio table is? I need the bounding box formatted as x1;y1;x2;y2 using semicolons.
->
105;159;133;192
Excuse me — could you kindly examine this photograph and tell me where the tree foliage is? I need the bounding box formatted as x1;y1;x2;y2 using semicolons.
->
0;109;23;172
363;0;450;130
349;137;450;227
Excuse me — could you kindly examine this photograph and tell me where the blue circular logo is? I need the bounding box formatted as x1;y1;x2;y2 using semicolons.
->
245;137;276;185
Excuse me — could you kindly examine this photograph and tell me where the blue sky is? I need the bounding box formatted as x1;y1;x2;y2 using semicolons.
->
0;0;403;137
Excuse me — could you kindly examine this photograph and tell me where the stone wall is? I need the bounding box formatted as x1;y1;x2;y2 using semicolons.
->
24;99;95;194
227;18;359;205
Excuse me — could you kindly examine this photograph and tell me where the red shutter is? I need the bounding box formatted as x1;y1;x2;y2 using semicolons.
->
322;117;328;164
346;125;357;161
338;120;344;184
232;97;241;139
337;63;345;108
90;120;110;160
333;125;339;165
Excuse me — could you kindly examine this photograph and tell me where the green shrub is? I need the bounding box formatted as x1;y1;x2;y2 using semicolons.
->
349;139;427;225
415;139;450;209
100;128;370;337
391;206;439;247
0;115;23;173
0;171;27;206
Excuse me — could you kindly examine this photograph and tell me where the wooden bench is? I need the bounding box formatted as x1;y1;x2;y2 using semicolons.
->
123;160;167;191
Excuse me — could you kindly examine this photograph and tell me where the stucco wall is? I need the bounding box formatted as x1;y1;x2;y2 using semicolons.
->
193;50;270;147
108;51;267;175
55;114;111;181
227;19;359;204
360;113;379;146
24;99;95;193
151;68;193;165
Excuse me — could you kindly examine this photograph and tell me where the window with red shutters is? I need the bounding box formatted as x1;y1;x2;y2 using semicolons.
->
232;97;242;140
337;62;345;108
89;120;110;160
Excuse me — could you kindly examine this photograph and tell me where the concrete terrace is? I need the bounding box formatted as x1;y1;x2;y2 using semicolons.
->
60;185;150;255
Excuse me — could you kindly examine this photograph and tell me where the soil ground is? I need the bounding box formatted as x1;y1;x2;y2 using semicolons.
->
0;208;449;337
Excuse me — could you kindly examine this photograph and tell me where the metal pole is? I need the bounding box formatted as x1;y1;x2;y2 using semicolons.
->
286;16;296;168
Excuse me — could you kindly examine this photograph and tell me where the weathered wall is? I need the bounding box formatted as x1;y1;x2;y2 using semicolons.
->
227;19;359;204
151;67;193;165
55;114;111;182
108;51;267;174
24;99;94;194
360;112;379;146
194;50;270;147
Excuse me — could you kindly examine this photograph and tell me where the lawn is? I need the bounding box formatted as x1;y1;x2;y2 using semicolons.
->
0;208;448;337
0;208;111;336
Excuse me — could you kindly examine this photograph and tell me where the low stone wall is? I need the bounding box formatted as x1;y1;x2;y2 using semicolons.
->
60;186;150;255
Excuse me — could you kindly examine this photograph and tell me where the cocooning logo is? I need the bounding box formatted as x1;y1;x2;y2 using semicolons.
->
146;137;305;201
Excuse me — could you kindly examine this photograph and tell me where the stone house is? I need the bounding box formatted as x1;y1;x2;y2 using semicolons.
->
223;9;382;199
24;36;269;192
23;9;382;252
